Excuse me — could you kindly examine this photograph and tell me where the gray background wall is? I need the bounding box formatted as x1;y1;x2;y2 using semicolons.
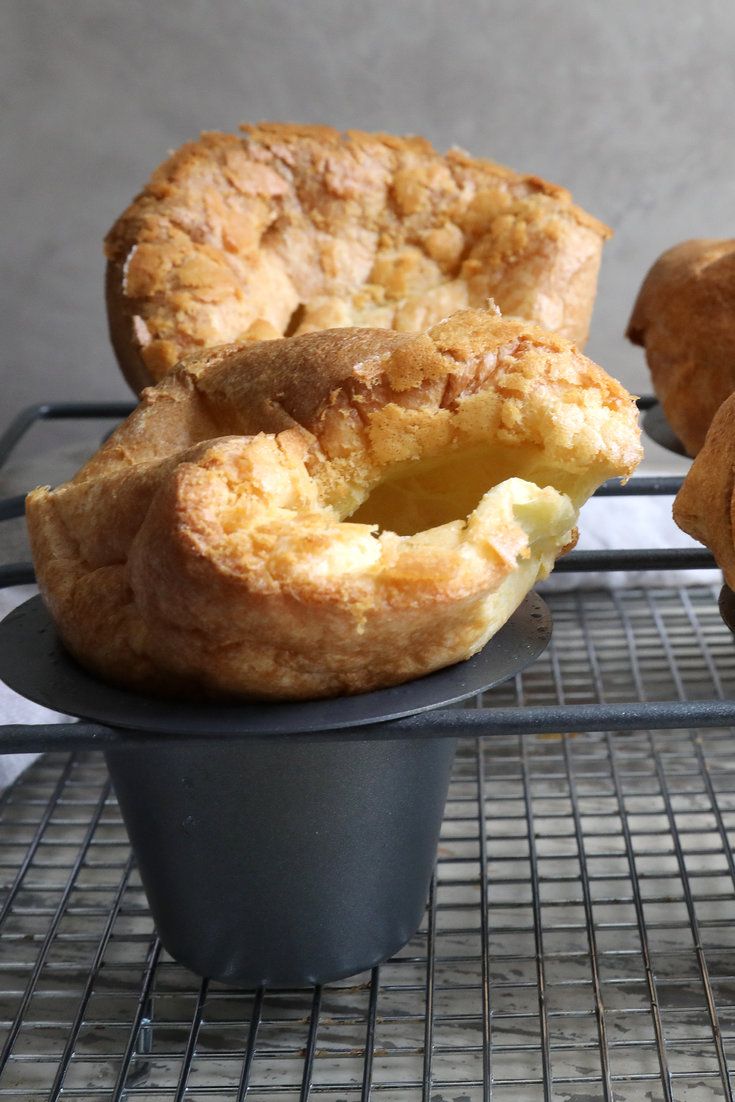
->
2;0;734;425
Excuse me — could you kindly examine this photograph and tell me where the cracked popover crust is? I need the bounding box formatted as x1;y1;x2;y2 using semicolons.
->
105;123;611;393
27;308;641;700
627;239;735;456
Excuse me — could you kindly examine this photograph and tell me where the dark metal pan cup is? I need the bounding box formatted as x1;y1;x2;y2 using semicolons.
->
641;400;689;458
719;584;735;637
0;591;551;987
106;733;457;986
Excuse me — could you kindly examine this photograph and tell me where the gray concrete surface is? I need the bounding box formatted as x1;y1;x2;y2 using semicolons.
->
1;0;733;430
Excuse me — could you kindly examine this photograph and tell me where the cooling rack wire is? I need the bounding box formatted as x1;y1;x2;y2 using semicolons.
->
1;401;734;1101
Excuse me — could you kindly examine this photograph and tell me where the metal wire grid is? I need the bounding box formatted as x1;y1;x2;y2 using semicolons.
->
3;399;735;1100
0;586;732;1100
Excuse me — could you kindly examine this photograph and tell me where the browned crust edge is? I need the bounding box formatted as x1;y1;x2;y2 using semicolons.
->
105;259;156;396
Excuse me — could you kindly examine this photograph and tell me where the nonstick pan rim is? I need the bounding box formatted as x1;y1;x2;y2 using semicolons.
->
0;591;551;737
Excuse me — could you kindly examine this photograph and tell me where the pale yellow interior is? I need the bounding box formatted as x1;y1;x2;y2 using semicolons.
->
348;442;593;537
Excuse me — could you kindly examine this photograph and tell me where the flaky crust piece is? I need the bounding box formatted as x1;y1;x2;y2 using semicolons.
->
627;238;735;456
27;309;641;700
106;122;611;392
673;392;735;585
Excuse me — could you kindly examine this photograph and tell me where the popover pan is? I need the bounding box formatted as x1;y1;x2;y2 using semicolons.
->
0;591;551;986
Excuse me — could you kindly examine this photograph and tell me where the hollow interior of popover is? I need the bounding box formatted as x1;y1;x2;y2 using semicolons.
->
347;441;588;537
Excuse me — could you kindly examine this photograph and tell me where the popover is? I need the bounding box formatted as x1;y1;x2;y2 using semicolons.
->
106;123;611;392
627;238;735;456
27;308;641;700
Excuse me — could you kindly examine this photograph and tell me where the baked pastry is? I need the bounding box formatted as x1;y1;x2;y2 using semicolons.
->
27;308;641;700
105;122;611;393
627;238;735;455
673;391;735;583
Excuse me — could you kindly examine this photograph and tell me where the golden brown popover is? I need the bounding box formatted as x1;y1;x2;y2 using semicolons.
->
627;238;735;456
105;123;611;392
27;308;641;700
673;391;735;583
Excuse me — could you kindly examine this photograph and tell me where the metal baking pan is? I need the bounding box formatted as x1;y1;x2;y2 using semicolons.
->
0;589;551;986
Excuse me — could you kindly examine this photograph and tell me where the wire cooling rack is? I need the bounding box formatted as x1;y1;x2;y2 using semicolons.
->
2;402;735;1101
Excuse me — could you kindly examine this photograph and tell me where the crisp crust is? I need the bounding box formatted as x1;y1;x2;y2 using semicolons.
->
673;391;735;585
627;238;735;456
27;309;641;700
105;122;612;392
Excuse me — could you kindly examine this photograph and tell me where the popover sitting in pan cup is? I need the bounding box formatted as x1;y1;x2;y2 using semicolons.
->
25;307;642;986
